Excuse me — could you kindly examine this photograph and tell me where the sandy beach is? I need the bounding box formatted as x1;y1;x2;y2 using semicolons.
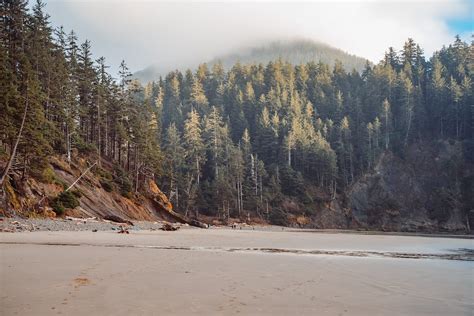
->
1;229;473;315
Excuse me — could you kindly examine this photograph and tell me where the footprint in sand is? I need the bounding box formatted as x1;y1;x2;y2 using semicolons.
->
73;277;91;288
58;276;93;311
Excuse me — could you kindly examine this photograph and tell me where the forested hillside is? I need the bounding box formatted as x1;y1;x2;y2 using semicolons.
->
209;40;368;72
134;40;368;83
1;1;473;231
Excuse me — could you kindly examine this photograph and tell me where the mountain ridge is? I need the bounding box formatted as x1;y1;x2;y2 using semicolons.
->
133;39;369;83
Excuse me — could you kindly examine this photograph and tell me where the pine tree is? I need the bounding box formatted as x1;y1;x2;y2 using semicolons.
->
163;123;185;209
337;116;353;186
366;122;374;169
162;72;182;129
204;107;227;179
448;76;462;139
190;77;209;116
183;109;206;215
382;99;391;149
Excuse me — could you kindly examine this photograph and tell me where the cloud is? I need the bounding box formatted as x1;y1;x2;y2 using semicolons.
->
44;0;472;75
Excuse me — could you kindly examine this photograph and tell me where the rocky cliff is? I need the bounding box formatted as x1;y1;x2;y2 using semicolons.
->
347;141;472;232
281;141;472;233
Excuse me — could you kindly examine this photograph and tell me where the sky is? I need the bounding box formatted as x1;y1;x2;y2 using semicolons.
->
42;0;473;76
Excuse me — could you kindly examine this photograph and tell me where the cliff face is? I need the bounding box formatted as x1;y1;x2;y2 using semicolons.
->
291;141;471;233
1;154;210;228
1;155;174;222
347;141;471;232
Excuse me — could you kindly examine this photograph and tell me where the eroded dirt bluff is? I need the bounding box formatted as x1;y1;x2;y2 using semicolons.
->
1;155;176;222
347;141;472;232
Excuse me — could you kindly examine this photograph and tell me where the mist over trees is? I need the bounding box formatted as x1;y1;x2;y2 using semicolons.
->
135;40;369;83
1;1;472;221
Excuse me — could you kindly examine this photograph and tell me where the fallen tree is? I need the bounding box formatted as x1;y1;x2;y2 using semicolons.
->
146;179;208;229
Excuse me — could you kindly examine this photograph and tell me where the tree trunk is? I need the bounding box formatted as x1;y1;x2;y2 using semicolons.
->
176;184;179;210
104;117;108;157
66;123;72;164
196;157;200;186
404;109;413;147
134;148;139;193
368;136;372;169
0;91;29;187
65;161;97;192
117;137;122;167
127;141;131;172
97;97;101;166
349;149;354;184
455;102;459;139
288;140;291;167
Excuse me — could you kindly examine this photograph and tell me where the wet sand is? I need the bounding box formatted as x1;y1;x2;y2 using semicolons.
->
1;229;473;315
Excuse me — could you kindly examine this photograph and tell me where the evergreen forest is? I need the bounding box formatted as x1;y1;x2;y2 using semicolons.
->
1;1;473;225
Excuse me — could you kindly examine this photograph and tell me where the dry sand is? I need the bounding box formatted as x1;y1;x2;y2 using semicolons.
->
1;229;473;315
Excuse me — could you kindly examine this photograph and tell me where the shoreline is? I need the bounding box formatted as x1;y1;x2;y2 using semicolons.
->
286;228;474;239
1;216;473;239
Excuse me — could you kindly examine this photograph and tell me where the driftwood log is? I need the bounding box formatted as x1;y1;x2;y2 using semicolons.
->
160;223;179;231
103;214;134;226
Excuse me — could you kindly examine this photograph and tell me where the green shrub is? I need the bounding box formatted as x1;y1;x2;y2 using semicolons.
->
122;191;133;199
74;137;97;155
269;208;288;226
71;190;82;198
118;177;133;197
100;178;114;192
40;166;56;183
113;165;133;197
0;147;7;159
51;191;80;215
95;166;113;180
51;200;65;216
53;177;67;188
